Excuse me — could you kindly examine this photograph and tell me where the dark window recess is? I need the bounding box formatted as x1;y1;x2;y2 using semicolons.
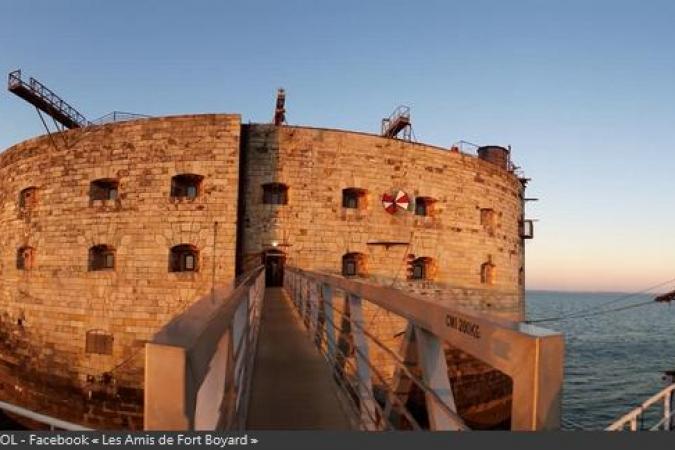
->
19;187;37;209
171;174;203;200
342;188;366;209
481;261;496;285
85;330;113;355
342;252;365;277
170;244;199;272
410;257;431;280
521;219;534;239
480;208;497;232
90;179;119;201
16;246;34;270
415;197;435;216
262;183;288;205
89;245;115;271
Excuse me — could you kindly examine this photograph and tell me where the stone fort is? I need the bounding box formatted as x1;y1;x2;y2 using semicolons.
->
0;111;529;428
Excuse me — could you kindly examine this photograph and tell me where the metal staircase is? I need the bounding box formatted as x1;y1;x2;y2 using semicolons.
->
381;105;411;140
7;70;88;129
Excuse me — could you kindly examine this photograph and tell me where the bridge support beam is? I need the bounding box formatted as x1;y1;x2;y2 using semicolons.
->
284;266;564;431
144;267;265;431
347;294;378;430
322;284;337;364
308;281;321;344
414;325;461;431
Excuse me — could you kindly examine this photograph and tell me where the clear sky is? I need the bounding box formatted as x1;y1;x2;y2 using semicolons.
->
1;0;674;292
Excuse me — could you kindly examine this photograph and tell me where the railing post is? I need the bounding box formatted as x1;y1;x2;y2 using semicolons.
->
295;273;301;308
322;284;337;365
413;326;461;431
383;323;415;421
309;281;320;340
630;416;638;431
301;277;310;324
666;390;673;431
348;293;377;430
287;271;293;300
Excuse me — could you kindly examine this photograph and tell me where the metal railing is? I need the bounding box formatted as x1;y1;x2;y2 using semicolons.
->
606;384;675;431
8;69;89;129
284;267;564;431
381;105;412;140
450;140;522;175
0;400;91;431
144;266;265;430
91;111;152;125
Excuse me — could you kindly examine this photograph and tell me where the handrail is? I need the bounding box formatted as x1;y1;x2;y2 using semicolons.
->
145;266;265;430
381;105;412;139
7;69;89;128
316;293;466;429
286;268;466;430
606;383;675;431
386;105;410;123
0;400;91;431
284;266;564;431
91;111;152;125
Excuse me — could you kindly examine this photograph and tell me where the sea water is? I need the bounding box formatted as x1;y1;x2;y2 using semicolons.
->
526;291;675;430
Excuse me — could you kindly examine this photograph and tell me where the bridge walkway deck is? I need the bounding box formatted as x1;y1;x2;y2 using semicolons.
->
246;287;353;430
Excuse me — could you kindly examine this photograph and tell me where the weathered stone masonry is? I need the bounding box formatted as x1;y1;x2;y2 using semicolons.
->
240;124;525;318
0;114;525;428
0;115;240;427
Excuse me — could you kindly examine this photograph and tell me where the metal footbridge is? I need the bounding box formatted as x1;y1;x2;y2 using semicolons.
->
144;266;565;431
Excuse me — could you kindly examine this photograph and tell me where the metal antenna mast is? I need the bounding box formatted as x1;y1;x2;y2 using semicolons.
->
273;88;286;126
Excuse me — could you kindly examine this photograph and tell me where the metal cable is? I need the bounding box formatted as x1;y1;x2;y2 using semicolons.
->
294;284;436;430
525;275;675;324
526;299;657;324
290;278;467;429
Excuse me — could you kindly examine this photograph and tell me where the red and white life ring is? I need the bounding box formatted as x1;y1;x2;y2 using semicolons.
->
382;190;410;214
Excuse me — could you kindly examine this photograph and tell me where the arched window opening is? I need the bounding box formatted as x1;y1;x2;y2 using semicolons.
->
415;197;435;217
90;179;119;201
171;174;203;200
410;257;432;280
342;188;366;209
89;245;115;271
262;183;289;205
170;244;199;272
85;330;113;355
19;187;38;209
17;246;34;271
480;208;497;233
342;252;366;277
481;260;496;285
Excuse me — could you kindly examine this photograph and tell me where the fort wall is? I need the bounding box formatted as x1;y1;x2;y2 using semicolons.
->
240;124;525;319
0;115;526;428
0;115;241;427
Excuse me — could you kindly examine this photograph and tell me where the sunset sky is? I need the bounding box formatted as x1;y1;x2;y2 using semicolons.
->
1;0;673;292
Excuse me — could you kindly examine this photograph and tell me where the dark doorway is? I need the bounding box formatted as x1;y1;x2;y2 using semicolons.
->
263;249;285;287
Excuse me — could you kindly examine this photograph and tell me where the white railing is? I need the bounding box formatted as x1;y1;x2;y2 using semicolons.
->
284;267;564;431
144;267;265;430
606;384;675;431
0;400;91;431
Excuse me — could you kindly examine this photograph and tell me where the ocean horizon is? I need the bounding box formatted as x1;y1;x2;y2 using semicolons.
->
526;290;675;430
